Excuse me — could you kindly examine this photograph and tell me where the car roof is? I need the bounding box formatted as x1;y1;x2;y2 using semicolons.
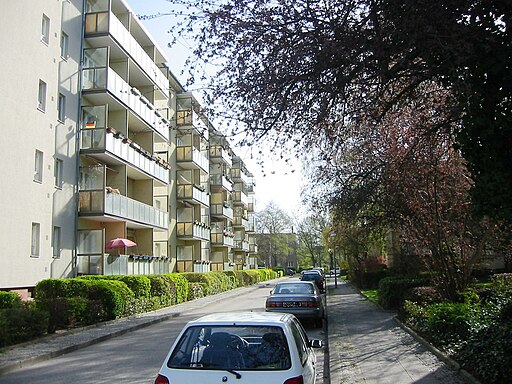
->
186;311;293;326
276;281;316;287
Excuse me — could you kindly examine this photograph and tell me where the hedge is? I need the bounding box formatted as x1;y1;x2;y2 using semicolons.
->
79;275;151;298
165;273;189;304
378;276;430;309
0;302;49;348
0;291;22;309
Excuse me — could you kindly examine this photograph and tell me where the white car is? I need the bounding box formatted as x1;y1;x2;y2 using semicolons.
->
154;312;322;384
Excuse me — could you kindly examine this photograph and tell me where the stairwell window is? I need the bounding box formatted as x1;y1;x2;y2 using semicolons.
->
58;93;66;122
55;158;63;188
60;32;68;59
52;226;61;258
38;80;47;112
34;150;43;183
31;223;40;257
41;14;50;45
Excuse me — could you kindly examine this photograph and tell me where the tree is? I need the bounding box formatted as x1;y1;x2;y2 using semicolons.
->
255;201;293;267
159;0;512;221
315;82;502;299
295;214;328;268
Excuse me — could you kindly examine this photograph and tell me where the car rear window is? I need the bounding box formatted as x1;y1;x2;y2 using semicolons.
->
167;325;291;371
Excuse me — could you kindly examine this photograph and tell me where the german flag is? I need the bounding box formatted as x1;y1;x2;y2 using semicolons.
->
85;121;96;129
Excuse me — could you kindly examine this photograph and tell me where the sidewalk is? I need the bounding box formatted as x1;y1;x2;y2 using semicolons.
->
326;280;476;384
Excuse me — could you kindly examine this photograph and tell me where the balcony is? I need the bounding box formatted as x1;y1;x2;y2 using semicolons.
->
233;240;250;252
246;216;256;232
249;243;258;253
210;174;233;191
231;167;250;185
78;190;168;229
233;216;249;228
82;66;169;141
232;190;249;206
211;232;234;247
210;204;234;220
176;221;210;241
84;10;168;94
176;109;208;134
177;184;209;206
209;145;232;166
80;128;169;184
176;145;209;173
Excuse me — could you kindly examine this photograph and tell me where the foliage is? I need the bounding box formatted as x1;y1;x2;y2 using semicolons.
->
187;282;207;300
79;275;151;298
378;276;430;310
295;214;329;268
160;0;512;222
0;302;49;348
166;273;189;304
0;291;22;309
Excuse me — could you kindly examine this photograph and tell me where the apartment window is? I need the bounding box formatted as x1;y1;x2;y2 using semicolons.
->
38;80;47;111
31;223;41;257
55;158;63;188
60;32;68;58
34;150;43;183
41;14;50;45
52;226;61;258
58;93;66;122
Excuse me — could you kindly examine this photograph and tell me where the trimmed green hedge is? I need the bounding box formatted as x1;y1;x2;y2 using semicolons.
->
79;275;151;298
378;276;430;309
0;291;22;309
0;302;49;348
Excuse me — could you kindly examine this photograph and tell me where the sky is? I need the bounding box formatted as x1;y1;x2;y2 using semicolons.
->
128;0;306;217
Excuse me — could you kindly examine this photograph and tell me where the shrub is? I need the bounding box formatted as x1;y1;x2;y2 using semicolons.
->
0;291;22;309
425;301;476;347
188;282;207;300
378;276;430;310
87;279;134;320
166;273;189;304
209;271;234;292
147;275;173;308
0;302;49;348
79;275;151;298
492;273;512;293
219;270;239;289
455;324;512;383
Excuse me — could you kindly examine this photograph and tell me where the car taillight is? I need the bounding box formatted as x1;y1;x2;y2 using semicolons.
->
154;374;170;384
283;375;304;384
267;301;283;307
301;301;318;307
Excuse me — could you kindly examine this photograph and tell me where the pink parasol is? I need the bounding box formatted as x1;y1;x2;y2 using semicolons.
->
105;238;137;250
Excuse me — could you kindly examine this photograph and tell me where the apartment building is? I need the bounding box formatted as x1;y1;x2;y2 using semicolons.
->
0;0;83;297
0;0;257;295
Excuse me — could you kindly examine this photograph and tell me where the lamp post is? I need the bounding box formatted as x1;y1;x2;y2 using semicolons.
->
330;232;338;288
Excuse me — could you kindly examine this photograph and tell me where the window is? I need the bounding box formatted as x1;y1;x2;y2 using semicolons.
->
55;158;63;188
41;14;50;44
38;80;47;111
58;93;66;122
52;226;61;258
34;150;43;183
31;223;41;257
60;32;68;58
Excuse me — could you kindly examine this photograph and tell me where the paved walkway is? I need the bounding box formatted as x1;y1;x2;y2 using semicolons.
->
326;280;475;384
0;278;479;383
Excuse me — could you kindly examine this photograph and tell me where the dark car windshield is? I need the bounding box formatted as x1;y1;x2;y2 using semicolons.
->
167;325;291;371
302;273;321;280
275;283;314;294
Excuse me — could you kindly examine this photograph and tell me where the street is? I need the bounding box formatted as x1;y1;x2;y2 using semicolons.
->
0;277;326;384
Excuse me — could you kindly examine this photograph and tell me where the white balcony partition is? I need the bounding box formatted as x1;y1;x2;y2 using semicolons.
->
176;146;209;173
105;69;169;140
105;132;169;183
107;12;168;94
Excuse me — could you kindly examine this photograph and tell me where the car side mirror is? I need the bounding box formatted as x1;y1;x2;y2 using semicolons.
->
309;339;323;348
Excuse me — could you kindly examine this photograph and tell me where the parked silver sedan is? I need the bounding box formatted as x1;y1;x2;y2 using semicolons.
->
265;281;326;328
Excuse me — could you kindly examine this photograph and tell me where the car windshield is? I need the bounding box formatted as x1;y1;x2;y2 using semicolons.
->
167;325;291;371
275;284;314;294
302;273;320;280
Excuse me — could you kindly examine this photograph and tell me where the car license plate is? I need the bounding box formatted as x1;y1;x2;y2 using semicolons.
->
282;302;297;308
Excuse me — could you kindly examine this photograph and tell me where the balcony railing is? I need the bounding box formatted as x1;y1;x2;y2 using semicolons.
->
233;240;250;252
232;190;249;206
176;109;208;132
82;67;169;141
210;174;233;191
176;222;210;241
249;243;258;253
177;184;209;206
210;204;234;220
80;128;169;184
78;190;168;229
231;167;250;184
233;216;249;228
211;232;234;247
176;146;209;173
84;11;168;94
209;145;232;166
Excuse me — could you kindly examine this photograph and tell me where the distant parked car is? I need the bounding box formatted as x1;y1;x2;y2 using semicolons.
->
285;268;296;276
154;312;323;384
300;271;325;292
265;281;325;328
329;268;342;276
